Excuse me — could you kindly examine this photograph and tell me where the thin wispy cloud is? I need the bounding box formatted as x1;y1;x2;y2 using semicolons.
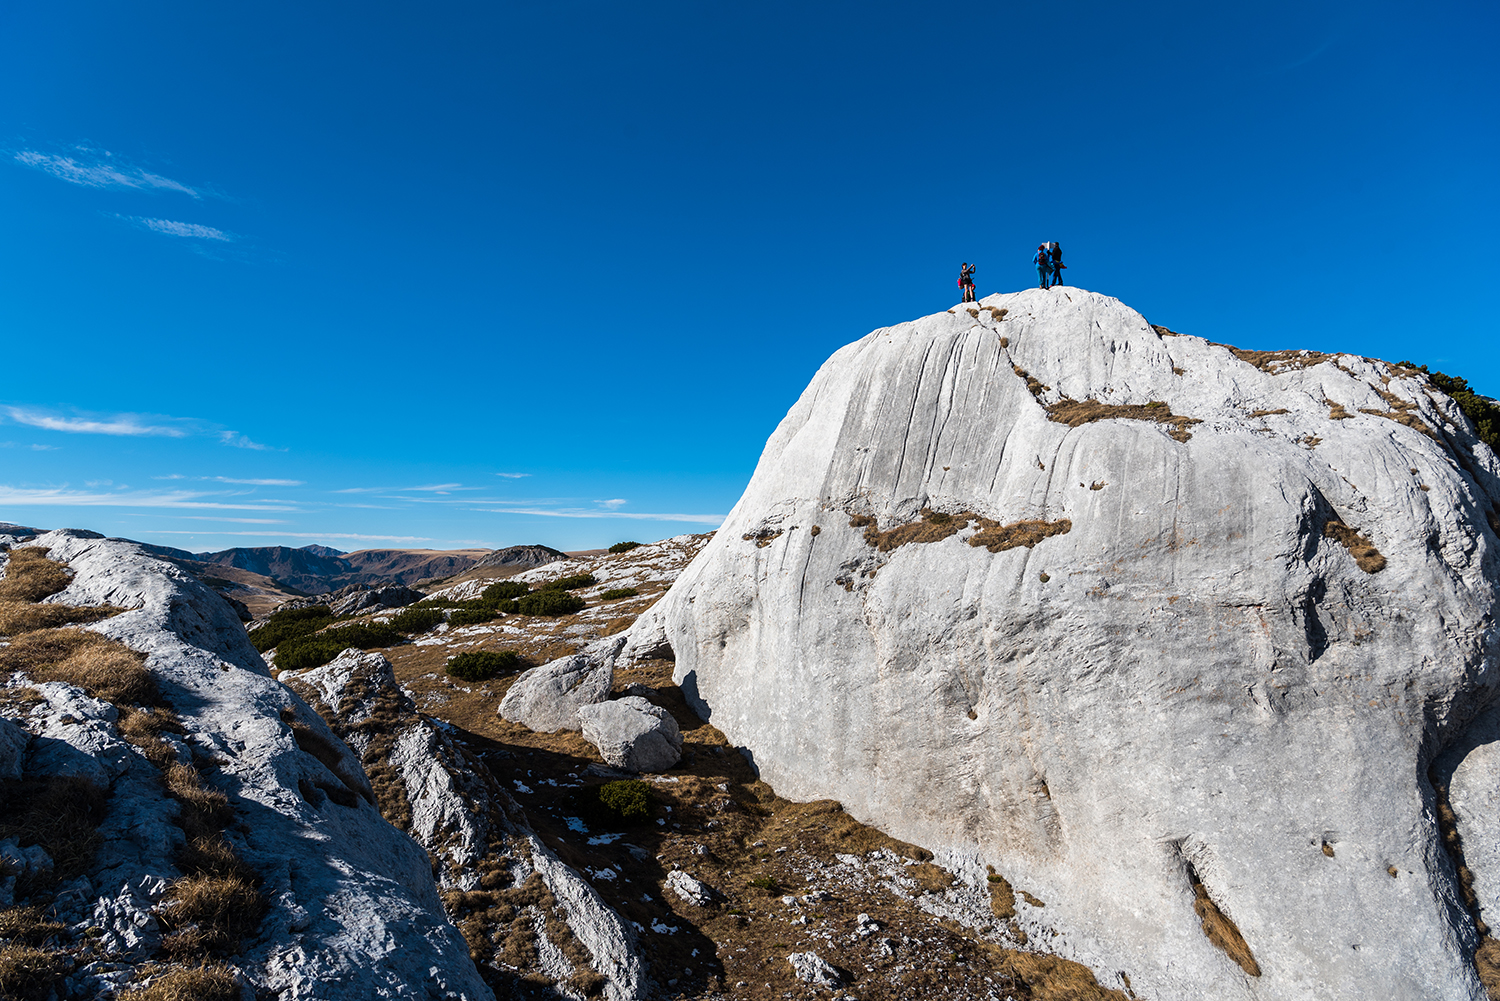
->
174;516;289;524
0;487;298;512
1;406;277;450
13;149;201;198
5;407;187;437
212;477;302;486
595;498;628;510
150;530;434;543
495;472;531;479
124;216;232;242
477;506;723;525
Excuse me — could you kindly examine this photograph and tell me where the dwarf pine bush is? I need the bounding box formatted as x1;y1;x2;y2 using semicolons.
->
446;650;524;681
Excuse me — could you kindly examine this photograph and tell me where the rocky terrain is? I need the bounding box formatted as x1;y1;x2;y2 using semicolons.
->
5;285;1498;1001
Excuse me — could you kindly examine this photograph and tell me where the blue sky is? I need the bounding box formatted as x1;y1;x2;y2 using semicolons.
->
1;1;1494;553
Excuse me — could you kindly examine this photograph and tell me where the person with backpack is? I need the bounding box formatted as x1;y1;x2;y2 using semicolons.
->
1034;245;1051;289
959;262;977;302
1049;243;1066;287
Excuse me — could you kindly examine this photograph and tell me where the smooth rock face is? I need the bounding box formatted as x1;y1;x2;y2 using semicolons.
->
578;696;683;772
644;289;1500;1001
499;636;623;732
11;532;494;1001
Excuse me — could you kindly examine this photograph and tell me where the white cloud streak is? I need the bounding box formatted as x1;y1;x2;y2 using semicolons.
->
594;499;628;510
5;407;187;437
150;530;434;543
212;477;303;486
131;217;231;241
477;507;724;525
0;487;298;512
495;472;531;479
1;406;276;451
14;150;201;197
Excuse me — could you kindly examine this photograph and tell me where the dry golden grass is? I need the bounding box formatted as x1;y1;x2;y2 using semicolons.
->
1046;398;1201;442
1326;399;1353;420
1151;324;1181;337
126;963;241;1001
0;775;108;886
852;509;978;552
0;549;70;603
0;942;69;1001
0;907;63;945
1476;936;1500;1000
118;706;188;772
0;627;155;704
969;518;1072;554
1324;521;1387;573
1189;880;1260;976
157;873;266;958
1247;408;1289;418
0;599;118;636
984;944;1129;1000
165;764;234;832
1013;365;1049;399
1228;347;1329;373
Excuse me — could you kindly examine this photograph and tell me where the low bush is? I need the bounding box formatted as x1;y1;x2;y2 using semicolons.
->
597;780;652;822
541;574;596;592
248;605;332;653
599;587;639;600
516;590;586;617
446;650;524;682
608;541;641;554
273;622;403;670
480;581;531;602
447;607;498;628
387;606;445;634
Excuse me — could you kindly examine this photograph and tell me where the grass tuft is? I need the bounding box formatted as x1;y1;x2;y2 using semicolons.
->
0;550;70;603
127;962;242;1001
0;943;70;1000
0;628;155;704
969;519;1072;554
1323;521;1387;573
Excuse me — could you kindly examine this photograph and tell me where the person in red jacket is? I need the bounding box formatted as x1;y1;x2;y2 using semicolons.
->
1033;245;1051;289
959;263;977;302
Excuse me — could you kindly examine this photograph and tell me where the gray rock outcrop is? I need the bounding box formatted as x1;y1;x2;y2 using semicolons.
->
622;288;1500;1000
326;584;423;617
499;636;623;732
786;951;842;987
4;531;494;1000
578;696;682;773
282;647;649;1001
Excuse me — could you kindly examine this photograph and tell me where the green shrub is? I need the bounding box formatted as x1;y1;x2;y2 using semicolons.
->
541;574;596;592
387;606;445;634
608;541;641;554
249;605;332;653
446;650;524;682
413;597;462;609
1397;362;1500;452
273;622;403;670
597;780;652;822
599;587;639;600
516;590;586;616
448;607;498;627
480;581;531;602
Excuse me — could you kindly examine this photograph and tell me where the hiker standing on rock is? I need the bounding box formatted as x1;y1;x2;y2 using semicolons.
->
1049;243;1066;287
1034;245;1051;289
959;263;977;302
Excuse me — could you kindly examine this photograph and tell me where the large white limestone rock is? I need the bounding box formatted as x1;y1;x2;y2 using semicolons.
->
642;288;1500;1001
9;532;494;1001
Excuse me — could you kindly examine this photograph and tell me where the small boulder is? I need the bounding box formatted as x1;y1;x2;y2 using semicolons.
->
666;870;717;907
578;696;682;772
499;637;623;733
787;951;842;987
